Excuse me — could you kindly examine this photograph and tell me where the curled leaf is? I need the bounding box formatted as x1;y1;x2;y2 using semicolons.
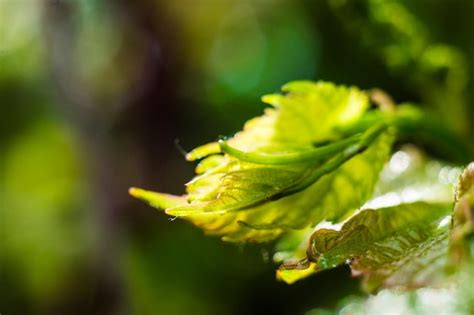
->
130;81;393;242
280;202;451;291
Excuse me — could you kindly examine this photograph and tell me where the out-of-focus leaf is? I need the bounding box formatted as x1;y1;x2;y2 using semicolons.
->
131;81;394;242
449;163;474;266
0;1;43;81
307;288;459;315
366;147;460;208
331;0;471;138
448;163;474;314
279;202;451;290
1;120;89;302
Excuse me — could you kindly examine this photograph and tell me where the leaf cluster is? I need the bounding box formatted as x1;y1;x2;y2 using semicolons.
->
130;81;473;308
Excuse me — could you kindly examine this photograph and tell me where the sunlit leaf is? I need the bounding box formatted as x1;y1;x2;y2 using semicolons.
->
129;187;185;209
279;202;451;290
131;81;394;242
304;162;474;314
276;148;462;284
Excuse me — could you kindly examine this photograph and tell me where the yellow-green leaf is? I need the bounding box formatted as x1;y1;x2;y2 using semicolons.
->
130;81;393;242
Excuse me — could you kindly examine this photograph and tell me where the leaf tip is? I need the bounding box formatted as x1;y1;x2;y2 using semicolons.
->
128;186;144;198
276;262;316;284
185;142;221;161
129;187;186;210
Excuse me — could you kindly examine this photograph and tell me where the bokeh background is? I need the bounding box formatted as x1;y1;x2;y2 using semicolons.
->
1;0;473;314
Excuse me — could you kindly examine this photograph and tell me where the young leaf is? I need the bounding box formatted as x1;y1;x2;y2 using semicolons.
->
304;163;474;314
310;165;474;313
130;81;394;242
279;202;452;291
279;162;474;290
275;148;456;283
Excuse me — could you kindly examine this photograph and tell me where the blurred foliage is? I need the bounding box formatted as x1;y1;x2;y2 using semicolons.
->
1;0;473;314
328;0;471;139
162;1;319;111
0;120;91;313
0;1;43;81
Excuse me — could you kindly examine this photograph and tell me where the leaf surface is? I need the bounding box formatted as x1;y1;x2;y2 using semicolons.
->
131;81;393;242
278;202;451;290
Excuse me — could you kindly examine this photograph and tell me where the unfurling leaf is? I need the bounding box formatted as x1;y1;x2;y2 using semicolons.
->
129;78;474;306
130;81;395;242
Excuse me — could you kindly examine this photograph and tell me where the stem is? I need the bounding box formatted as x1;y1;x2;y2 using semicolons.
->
219;133;362;165
279;122;388;196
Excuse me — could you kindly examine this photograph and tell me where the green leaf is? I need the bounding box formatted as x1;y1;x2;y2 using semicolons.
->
280;162;474;314
130;81;394;242
185;142;221;161
129;188;185;209
218;133;362;165
279;202;451;290
275;148;457;284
